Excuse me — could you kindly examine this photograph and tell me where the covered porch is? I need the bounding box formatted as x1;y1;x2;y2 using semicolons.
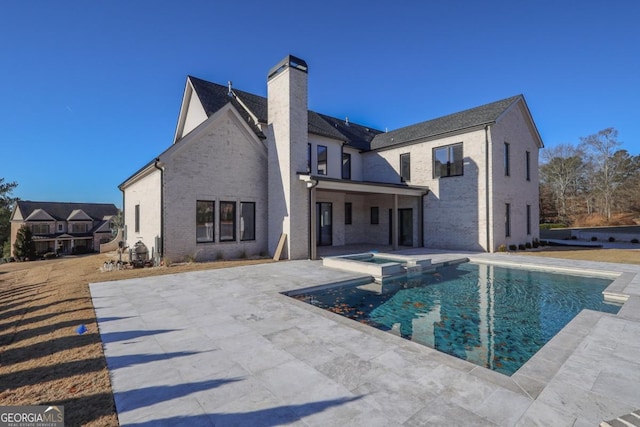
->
299;175;429;260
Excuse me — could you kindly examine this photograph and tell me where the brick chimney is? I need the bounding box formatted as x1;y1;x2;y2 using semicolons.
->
266;55;310;259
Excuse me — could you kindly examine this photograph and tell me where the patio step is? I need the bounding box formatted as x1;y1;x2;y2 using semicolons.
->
600;410;640;427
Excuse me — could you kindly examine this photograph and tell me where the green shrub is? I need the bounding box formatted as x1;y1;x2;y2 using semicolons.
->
43;252;57;260
525;242;532;249
509;244;517;251
608;236;615;242
532;239;540;248
497;244;507;252
631;238;639;244
591;236;598;241
518;244;526;250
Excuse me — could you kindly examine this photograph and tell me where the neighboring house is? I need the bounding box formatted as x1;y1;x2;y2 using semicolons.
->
120;55;542;262
10;201;119;256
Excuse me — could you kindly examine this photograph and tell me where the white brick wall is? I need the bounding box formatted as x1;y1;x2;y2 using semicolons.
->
159;105;268;262
123;168;162;257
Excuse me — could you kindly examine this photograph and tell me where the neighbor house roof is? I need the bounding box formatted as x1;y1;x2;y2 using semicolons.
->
370;95;524;150
14;201;118;222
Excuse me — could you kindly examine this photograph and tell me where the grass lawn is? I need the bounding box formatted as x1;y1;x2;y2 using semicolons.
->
0;247;636;425
0;253;273;426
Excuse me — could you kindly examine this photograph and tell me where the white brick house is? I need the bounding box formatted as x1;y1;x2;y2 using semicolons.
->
119;55;543;262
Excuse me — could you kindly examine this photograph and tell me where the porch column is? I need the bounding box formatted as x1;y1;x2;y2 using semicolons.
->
310;187;317;260
393;194;398;250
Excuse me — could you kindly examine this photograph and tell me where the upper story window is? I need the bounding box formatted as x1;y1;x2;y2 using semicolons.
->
31;223;49;234
57;224;63;232
196;200;214;243
307;143;311;173
504;142;510;176
71;223;89;233
317;145;327;175
433;143;463;178
342;152;351;179
400;153;411;182
526;151;531;181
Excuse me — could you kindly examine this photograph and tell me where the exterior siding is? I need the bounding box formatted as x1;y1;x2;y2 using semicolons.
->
489;104;541;250
123;168;162;257
363;129;489;251
162;107;267;262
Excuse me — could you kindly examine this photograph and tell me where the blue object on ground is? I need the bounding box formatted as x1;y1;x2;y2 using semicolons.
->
76;324;87;335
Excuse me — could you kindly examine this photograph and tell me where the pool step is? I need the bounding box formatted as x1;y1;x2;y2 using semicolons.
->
600;410;640;427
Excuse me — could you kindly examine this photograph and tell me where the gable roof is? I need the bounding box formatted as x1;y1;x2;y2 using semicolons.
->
14;201;118;222
187;76;381;148
370;95;524;150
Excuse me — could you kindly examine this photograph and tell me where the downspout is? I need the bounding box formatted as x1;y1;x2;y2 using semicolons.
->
307;179;319;260
484;125;491;252
153;158;164;260
119;186;125;261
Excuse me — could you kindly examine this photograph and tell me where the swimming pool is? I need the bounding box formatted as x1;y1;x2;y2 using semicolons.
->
288;262;621;375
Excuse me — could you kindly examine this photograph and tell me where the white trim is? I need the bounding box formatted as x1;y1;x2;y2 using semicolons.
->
298;175;427;196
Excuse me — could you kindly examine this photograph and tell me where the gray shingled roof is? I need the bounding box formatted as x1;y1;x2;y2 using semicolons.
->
187;77;524;152
188;76;381;148
370;95;523;150
16;201;118;222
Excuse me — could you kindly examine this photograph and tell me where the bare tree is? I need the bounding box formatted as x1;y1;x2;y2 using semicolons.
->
580;128;623;221
539;144;585;223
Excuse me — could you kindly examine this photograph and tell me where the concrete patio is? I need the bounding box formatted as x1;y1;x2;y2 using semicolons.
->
90;249;640;426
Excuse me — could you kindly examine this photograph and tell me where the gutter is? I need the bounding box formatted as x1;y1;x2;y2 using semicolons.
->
485;125;491;252
153;158;164;259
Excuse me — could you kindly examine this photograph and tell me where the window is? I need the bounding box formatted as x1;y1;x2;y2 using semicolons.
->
317;145;327;175
196;201;214;242
526;204;531;235
135;204;140;233
240;202;255;241
433;143;463;178
526;151;531;181
342;152;351;179
57;224;63;232
370;207;379;225
400;153;411;182
31;223;49;234
71;223;89;233
505;203;511;237
504;142;510;176
345;202;352;225
307;143;311;173
220;201;236;241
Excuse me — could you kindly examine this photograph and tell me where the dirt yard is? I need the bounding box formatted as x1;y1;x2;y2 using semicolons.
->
0;247;637;425
0;253;272;426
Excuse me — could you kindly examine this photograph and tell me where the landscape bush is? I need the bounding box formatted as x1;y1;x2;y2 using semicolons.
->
497;244;507;252
509;244;517;251
608;236;615;242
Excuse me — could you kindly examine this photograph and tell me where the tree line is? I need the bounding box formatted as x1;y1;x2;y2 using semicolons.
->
540;127;640;225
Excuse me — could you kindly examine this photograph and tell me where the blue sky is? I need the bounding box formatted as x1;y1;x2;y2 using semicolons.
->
1;1;638;207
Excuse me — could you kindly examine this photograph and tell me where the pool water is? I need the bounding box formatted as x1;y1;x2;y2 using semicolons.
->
291;262;620;375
